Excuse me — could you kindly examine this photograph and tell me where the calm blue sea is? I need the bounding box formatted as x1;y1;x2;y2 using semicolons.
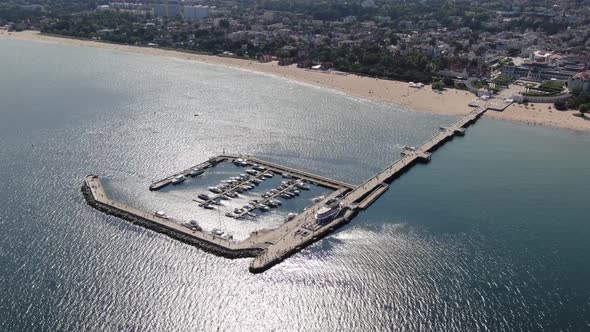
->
0;39;589;331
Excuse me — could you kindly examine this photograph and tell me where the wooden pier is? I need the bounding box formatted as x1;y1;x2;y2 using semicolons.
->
85;106;489;273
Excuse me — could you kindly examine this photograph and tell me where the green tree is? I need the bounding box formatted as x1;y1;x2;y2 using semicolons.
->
432;80;445;91
554;101;567;111
579;104;590;117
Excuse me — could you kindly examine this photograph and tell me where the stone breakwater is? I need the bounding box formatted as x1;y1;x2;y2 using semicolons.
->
248;209;358;274
81;184;263;259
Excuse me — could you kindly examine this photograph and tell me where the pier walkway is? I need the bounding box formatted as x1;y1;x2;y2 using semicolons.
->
342;107;486;206
85;175;352;273
86;106;490;273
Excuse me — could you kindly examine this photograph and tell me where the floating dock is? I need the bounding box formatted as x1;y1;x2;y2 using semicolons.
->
84;106;489;273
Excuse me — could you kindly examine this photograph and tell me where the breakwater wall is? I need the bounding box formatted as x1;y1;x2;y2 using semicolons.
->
81;183;262;259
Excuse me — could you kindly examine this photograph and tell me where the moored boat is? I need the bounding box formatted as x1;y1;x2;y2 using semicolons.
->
172;175;186;184
314;198;341;222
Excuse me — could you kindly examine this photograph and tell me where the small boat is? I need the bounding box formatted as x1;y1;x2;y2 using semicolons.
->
202;203;215;210
262;193;270;198
198;193;210;201
172;175;186;184
257;204;270;212
272;199;282;206
233;159;249;167
287;213;297;221
154;211;169;219
189;168;204;177
226;192;238;198
189;219;200;227
282;173;292;179
280;194;291;199
251;178;263;185
312;195;325;203
246;212;256;218
212;228;224;236
296;182;310;190
208;187;222;194
234;208;245;214
185;221;202;231
253;165;266;171
225;212;236;218
262;172;273;179
209;199;221;206
246;169;258;176
221;233;233;240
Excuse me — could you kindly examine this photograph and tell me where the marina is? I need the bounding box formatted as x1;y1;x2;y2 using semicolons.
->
84;105;490;273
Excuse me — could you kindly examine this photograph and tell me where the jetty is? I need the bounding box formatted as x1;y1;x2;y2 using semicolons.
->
83;106;489;273
342;106;487;208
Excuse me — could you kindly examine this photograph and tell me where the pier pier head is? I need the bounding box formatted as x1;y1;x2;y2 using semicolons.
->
83;106;488;273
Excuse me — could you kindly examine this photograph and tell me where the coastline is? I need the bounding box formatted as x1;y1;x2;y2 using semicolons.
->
2;30;589;132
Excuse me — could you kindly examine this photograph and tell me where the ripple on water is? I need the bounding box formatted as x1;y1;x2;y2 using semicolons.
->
1;39;589;331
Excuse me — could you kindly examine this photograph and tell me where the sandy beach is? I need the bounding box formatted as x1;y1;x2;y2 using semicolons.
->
2;30;589;131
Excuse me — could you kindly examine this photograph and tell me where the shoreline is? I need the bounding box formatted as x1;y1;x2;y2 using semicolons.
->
2;30;590;132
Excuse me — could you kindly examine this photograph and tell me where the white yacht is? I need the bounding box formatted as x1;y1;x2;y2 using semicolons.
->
189;168;204;177
154;211;169;219
314;198;341;222
172;175;186;184
296;182;310;190
208;187;222;193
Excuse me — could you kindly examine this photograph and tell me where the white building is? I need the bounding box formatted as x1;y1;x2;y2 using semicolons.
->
153;4;181;18
182;5;209;20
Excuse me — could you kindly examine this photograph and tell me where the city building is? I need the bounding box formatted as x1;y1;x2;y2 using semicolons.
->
568;71;590;94
182;5;209;21
153;4;181;18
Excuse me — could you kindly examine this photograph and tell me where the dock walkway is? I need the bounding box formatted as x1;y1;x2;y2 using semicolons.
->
220;154;356;190
86;105;490;273
342;107;486;206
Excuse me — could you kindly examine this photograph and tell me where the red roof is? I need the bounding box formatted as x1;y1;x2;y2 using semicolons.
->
573;71;590;81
